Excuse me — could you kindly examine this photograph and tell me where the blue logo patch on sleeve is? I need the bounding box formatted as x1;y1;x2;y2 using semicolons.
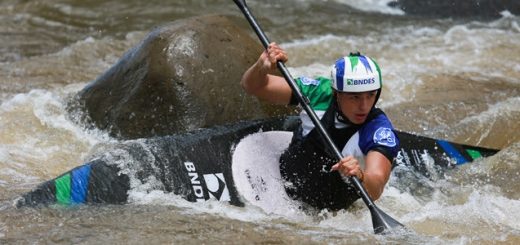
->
300;76;320;86
373;127;397;147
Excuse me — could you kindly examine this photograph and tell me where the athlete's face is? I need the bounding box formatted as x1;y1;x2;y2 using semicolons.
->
336;90;377;124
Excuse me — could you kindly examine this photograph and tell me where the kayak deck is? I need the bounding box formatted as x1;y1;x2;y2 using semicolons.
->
16;116;499;208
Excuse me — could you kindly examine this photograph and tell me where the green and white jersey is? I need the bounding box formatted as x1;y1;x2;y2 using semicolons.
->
295;76;345;136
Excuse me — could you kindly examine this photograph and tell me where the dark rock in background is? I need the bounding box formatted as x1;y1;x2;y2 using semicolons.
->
69;15;292;139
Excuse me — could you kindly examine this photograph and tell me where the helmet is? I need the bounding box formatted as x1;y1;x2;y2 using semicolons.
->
331;53;382;93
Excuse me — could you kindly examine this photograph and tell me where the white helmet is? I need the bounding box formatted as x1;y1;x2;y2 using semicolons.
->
331;53;382;92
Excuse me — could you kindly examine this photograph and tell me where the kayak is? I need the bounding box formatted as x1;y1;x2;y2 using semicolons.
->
16;116;499;208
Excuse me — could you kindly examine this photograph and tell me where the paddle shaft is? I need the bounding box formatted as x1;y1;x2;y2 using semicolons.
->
233;0;404;234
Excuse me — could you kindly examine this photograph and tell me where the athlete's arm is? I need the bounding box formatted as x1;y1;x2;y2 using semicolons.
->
240;42;293;105
331;151;392;200
363;150;392;200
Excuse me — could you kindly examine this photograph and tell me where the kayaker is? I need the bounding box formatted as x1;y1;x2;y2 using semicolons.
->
240;42;400;211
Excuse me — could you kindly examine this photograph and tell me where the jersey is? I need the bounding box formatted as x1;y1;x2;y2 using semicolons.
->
279;76;399;211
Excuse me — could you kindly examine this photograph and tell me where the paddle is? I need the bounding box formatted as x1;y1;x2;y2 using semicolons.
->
233;0;405;234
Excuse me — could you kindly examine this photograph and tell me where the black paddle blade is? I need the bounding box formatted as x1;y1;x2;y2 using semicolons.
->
371;205;405;234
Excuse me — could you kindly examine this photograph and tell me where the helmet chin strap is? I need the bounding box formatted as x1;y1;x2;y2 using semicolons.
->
334;100;355;126
333;95;358;126
373;88;381;109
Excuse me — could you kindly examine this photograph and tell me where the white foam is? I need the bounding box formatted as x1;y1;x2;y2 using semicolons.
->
1;89;112;147
0;148;7;163
279;17;520;108
127;187;270;223
435;97;520;145
127;181;296;224
332;0;404;15
0;88;113;184
459;97;520;125
407;189;520;230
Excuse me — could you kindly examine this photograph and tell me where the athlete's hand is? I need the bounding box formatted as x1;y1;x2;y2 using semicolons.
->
257;42;288;71
331;156;364;181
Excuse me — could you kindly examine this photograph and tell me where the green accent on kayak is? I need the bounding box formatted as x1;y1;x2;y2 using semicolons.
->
55;174;71;205
466;149;482;160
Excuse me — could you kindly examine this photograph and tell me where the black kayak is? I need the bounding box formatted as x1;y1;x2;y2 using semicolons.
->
16;116;499;208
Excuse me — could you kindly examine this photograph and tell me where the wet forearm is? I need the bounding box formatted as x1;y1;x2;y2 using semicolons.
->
240;61;268;95
362;171;387;200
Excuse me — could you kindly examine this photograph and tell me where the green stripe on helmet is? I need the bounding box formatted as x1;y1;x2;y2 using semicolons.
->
348;56;359;72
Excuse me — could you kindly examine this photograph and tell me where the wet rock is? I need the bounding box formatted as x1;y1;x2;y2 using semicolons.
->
70;15;292;139
389;0;520;19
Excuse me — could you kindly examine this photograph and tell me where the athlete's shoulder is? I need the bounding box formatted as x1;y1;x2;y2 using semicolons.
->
366;113;395;131
358;112;399;154
296;76;333;110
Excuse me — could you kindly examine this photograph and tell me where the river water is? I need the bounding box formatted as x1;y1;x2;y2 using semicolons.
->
1;0;520;244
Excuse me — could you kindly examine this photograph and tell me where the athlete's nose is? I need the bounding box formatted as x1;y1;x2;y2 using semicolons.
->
359;94;372;111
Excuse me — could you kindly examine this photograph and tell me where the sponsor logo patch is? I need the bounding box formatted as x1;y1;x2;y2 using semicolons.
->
346;78;375;85
184;161;230;202
373;127;397;147
203;173;230;201
300;76;320;86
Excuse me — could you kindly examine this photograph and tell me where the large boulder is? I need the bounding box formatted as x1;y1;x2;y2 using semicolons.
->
389;0;520;18
70;15;292;139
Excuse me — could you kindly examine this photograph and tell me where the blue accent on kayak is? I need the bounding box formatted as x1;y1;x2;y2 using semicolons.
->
71;164;91;204
437;140;468;165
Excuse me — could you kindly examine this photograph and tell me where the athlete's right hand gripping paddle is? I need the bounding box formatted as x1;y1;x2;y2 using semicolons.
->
233;0;406;234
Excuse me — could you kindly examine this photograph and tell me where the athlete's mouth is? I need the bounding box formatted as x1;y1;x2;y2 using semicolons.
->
355;113;367;119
